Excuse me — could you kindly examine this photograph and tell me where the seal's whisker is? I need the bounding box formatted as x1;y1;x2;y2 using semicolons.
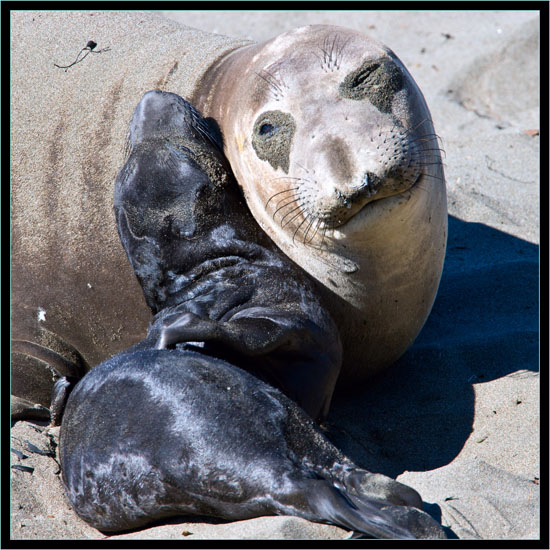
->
411;143;445;152
274;192;300;207
312;51;326;71
414;159;445;167
255;69;287;101
271;176;306;182
273;197;301;218
405;129;440;138
280;204;306;228
274;194;301;210
416;181;440;196
265;187;299;208
411;133;445;148
404;118;432;135
292;216;310;245
268;186;299;196
411;151;445;161
417;161;446;168
319;47;330;67
336;37;350;68
417;147;446;157
302;215;317;244
317;222;328;249
321;36;332;66
407;133;442;144
305;217;323;246
256;70;284;94
420;172;446;184
329;34;339;68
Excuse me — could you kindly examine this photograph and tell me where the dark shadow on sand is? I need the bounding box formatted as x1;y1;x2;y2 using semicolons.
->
328;215;539;478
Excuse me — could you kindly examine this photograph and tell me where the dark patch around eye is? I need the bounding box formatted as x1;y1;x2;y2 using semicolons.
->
339;57;404;113
252;111;296;173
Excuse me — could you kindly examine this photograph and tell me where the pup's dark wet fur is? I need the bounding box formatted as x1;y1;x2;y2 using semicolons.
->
60;348;446;538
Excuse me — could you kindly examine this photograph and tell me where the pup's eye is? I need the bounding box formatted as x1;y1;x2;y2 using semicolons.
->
258;123;277;136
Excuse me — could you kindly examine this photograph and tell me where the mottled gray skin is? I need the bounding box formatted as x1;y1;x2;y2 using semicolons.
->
59;349;447;539
114;90;341;421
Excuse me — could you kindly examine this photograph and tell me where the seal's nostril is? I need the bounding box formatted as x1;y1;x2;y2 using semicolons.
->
347;172;371;191
363;172;382;191
357;172;373;189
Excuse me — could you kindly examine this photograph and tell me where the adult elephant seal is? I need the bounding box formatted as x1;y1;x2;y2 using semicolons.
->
58;348;447;539
192;25;447;384
114;90;341;421
11;12;445;418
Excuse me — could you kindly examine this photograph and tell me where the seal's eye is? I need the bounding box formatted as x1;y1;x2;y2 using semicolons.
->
258;122;277;136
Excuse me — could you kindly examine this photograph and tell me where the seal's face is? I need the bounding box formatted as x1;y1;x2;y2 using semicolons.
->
196;24;447;379
224;26;442;248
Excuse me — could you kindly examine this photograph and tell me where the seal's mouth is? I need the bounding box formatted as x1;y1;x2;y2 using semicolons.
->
265;168;426;247
346;171;423;221
316;170;423;229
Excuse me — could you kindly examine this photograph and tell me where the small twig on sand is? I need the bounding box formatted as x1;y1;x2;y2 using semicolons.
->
54;40;110;71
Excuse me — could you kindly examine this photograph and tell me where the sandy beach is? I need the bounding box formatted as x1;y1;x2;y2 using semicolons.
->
10;10;540;542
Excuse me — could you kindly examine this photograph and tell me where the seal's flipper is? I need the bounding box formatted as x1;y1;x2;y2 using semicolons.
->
283;478;417;539
11;331;89;423
11;395;50;422
364;503;449;540
50;376;79;427
343;470;424;509
154;309;305;355
155;312;219;350
282;478;447;539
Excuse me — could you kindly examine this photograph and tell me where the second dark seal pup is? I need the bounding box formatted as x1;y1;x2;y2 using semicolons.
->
114;90;342;421
59;348;447;539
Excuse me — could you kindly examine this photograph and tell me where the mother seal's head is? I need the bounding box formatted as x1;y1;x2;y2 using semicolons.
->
194;25;448;382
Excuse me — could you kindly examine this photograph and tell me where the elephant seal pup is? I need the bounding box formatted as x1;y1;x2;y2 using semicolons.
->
114;90;342;421
194;24;448;383
59;348;447;539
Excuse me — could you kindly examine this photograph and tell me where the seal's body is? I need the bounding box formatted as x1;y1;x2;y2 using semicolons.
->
194;25;447;382
59;349;446;539
12;13;445;418
114;90;341;420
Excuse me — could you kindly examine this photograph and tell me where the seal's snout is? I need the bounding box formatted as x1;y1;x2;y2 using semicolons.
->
129;90;188;146
304;124;426;227
335;170;377;197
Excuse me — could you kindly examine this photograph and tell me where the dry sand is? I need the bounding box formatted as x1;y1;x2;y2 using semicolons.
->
10;10;540;542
